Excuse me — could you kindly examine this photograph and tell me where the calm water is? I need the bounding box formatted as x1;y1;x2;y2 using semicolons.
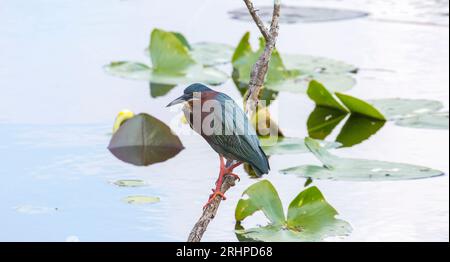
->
0;0;448;241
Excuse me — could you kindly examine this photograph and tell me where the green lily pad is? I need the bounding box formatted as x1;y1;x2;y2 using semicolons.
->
235;180;352;242
396;111;449;130
232;33;300;85
235;180;285;225
229;6;369;24
108;113;184;166
283;54;358;74
191;42;234;66
231;32;357;94
114;180;147;187
307;80;348;112
260;137;341;155
266;73;356;93
306;82;386;120
282;138;444;181
150;29;195;74
335;93;386;121
307;107;385;147
105;29;228;85
104;61;228;85
367;98;444;121
123;196;160;204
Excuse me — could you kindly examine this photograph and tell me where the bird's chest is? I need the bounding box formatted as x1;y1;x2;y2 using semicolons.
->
183;99;224;137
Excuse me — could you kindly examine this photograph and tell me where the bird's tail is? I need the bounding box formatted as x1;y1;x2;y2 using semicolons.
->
251;146;270;177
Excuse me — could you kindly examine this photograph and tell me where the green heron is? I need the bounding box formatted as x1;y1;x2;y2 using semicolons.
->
167;83;270;207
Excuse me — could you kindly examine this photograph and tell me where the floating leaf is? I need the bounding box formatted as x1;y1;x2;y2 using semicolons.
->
123;196;160;204
105;29;228;86
266;73;356;93
235;180;285;225
368;98;444;120
283;54;358;74
150;29;195;74
229;6;369;24
307;80;348;112
114;180;147;187
282;138;444;181
104;61;228;86
335;93;386;120
396;111;449;130
191;42;234;66
307;82;386;120
335;115;385;147
260;137;340;155
108;113;184;166
15;205;58;215
235;180;351;242
286;187;351;241
232;33;356;94
307;107;347;140
232;34;300;86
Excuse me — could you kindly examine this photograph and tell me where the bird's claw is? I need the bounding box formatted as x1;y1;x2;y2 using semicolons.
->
203;190;226;209
227;173;240;181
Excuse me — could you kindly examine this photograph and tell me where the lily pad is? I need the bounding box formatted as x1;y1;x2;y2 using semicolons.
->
229;6;369;24
123;196;160;204
104;61;228;86
307;107;385;147
335;93;386;121
113;180;147;187
283;54;358;74
232;33;300;86
191;42;234;66
282;138;444;181
265;72;356;94
260;137;341;155
307;82;386;120
150;28;195;74
105;29;228;85
108;113;184;166
307;80;348;112
367;98;444;120
235;180;352;242
396;111;449;130
232;33;356;94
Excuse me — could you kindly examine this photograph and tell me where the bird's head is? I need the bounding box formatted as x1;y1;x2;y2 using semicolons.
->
166;83;212;107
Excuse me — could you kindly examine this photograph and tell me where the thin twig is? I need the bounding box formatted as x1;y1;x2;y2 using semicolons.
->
243;0;271;41
244;0;281;116
187;0;281;242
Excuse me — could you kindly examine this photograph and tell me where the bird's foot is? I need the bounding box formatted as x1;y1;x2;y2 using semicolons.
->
203;190;226;209
226;173;240;181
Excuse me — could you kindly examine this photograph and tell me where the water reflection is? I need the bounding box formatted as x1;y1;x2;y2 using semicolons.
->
149;83;177;98
307;106;386;147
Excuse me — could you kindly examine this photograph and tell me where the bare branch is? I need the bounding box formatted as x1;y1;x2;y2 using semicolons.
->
244;0;281;115
243;0;271;41
187;163;238;242
187;0;282;242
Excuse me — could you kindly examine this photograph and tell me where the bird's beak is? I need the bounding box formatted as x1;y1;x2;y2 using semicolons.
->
166;94;191;107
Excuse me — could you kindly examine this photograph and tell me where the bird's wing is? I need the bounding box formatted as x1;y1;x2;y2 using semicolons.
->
206;93;269;174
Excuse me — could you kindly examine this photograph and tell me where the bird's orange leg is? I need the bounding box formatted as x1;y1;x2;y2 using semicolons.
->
203;156;243;209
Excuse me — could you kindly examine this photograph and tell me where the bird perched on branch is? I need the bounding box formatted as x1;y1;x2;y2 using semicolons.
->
167;83;270;208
